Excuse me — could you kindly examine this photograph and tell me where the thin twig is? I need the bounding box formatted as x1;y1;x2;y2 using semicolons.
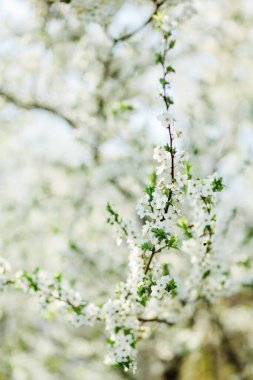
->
111;0;167;44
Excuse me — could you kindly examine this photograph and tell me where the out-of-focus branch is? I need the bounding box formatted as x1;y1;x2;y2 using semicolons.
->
0;89;78;129
112;0;167;44
204;299;246;376
138;317;175;326
211;311;245;375
108;178;135;200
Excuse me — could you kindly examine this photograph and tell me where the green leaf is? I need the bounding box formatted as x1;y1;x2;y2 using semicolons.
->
169;40;176;49
155;52;164;64
54;272;63;282
162;188;171;197
106;338;115;346
203;224;213;236
149;171;157;187
69;241;81;253
212;177;224;192
123;328;133;336
165;278;177;295
106;203;128;235
141;242;153;251
167;235;178;249
145;185;155;202
166;65;175;74
159;78;169;86
23;272;39;292
177;218;193;238
183;161;192;179
71;304;85;315
163;30;172;39
164;95;174;105
162;263;170;276
151;227;168;242
113;356;133;370
201;195;213;214
202;269;211;279
137;286;149;306
165;145;176;154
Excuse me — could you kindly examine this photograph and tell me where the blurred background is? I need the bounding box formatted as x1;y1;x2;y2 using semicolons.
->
0;0;253;379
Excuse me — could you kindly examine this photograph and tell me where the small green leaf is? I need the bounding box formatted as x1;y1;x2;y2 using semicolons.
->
159;78;169;86
151;227;167;242
167;235;178;249
201;195;213;214
165;278;177;295
169;40;176;49
202;269;211;279
166;65;175;74
212;177;224;192
141;242;153;251
183;161;192;179
177;218;193;238
106;338;115;346
164;95;174;105
149;171;157;187
155;52;164;64
123;328;132;336
162;263;170;276
145;185;155;202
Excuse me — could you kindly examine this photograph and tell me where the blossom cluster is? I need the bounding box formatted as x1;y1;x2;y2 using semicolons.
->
15;268;100;327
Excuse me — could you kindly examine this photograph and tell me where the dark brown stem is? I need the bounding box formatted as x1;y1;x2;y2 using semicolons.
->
161;36;175;195
168;124;175;180
144;31;176;271
138;317;175;326
144;247;156;275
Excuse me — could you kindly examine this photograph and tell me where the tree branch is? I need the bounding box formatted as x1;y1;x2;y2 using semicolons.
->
0;89;78;129
211;311;245;374
138;317;175;326
203;299;245;376
144;247;156;275
112;0;167;44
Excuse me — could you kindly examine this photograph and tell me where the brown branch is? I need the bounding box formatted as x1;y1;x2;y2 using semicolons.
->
112;0;167;44
211;311;245;374
160;36;176;218
138;317;175;326
0;90;78;129
144;243;170;274
108;178;135;200
144;247;156;275
203;299;245;376
144;31;176;271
